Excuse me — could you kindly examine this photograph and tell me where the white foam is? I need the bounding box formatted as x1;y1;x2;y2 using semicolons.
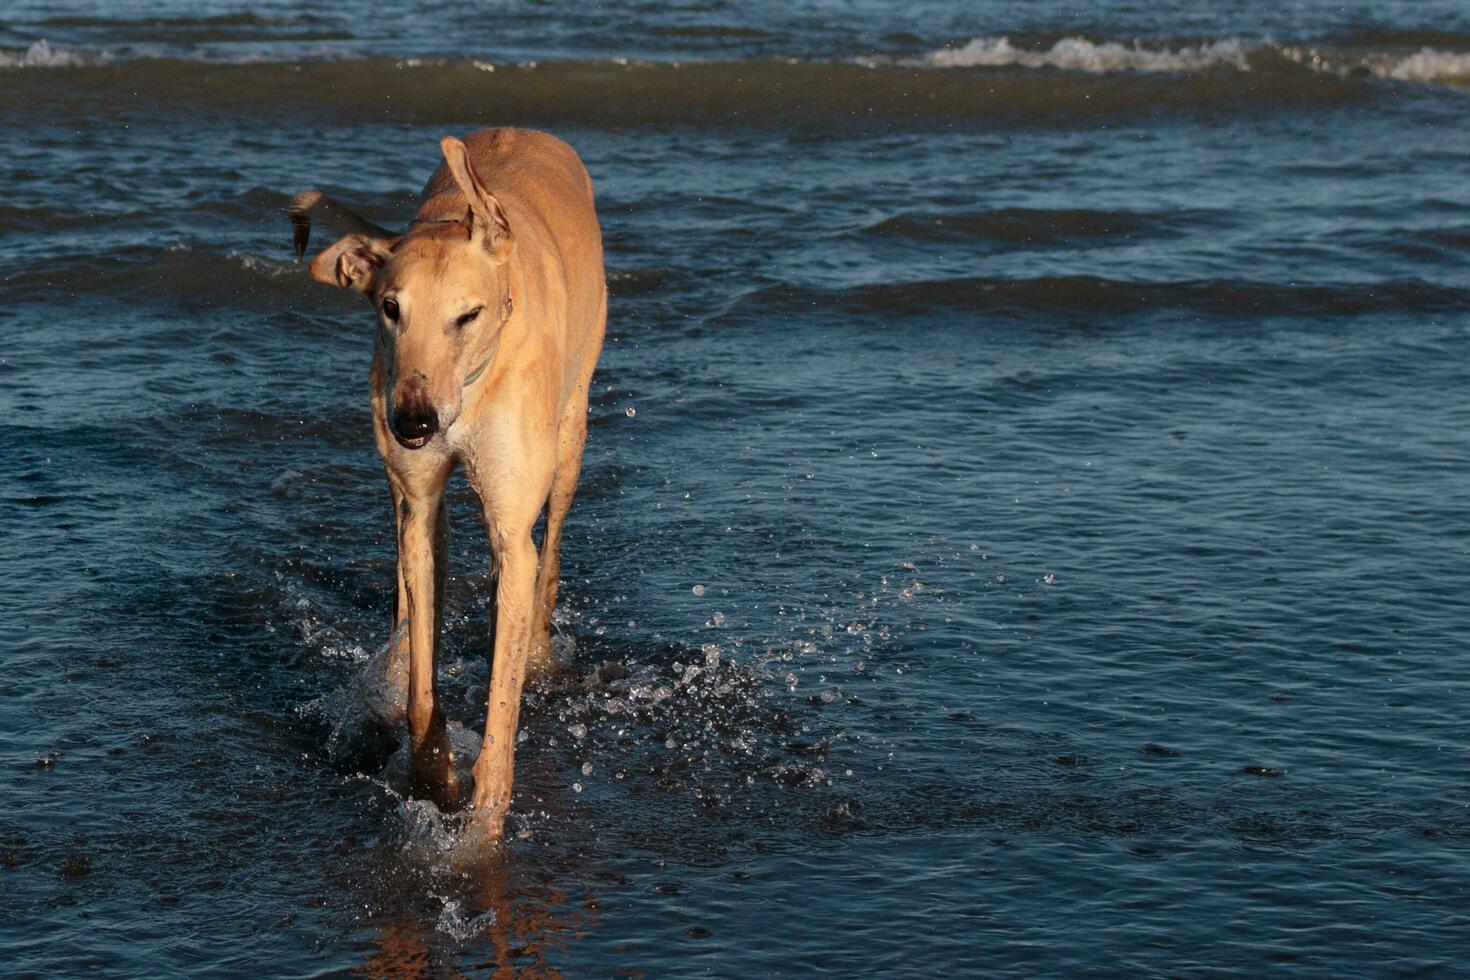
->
379;720;481;798
306;628;408;760
0;39;93;69
1277;42;1470;86
435;898;498;942
1374;47;1470;84
912;36;1253;73
916;35;1470;88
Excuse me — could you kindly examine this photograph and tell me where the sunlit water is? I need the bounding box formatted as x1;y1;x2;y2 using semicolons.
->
3;1;1469;974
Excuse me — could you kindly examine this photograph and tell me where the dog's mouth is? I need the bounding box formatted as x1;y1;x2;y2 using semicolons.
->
393;432;433;451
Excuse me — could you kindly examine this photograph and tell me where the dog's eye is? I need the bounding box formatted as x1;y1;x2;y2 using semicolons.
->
382;298;400;322
456;306;483;328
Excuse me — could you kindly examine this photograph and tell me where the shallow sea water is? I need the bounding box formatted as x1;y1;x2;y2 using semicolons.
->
2;1;1469;975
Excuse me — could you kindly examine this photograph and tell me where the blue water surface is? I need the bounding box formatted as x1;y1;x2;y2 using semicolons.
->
1;1;1467;975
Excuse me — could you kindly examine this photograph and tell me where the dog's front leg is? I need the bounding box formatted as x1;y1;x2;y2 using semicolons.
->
396;465;459;810
469;524;538;837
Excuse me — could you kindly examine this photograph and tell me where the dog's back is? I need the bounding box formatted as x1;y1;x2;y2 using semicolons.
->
414;128;605;403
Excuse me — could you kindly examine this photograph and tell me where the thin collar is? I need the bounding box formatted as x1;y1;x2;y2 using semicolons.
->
462;295;515;388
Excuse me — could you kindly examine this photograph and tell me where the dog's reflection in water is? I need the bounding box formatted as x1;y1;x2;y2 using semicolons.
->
358;854;598;979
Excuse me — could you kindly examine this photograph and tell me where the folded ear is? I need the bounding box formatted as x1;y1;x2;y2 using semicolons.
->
308;233;391;292
440;136;513;256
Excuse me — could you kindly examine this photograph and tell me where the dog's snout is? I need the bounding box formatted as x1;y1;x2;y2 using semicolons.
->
391;405;439;447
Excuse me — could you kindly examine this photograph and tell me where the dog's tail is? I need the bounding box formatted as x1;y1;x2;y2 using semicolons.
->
285;190;397;260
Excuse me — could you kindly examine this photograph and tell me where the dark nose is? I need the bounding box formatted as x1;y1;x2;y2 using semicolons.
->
391;405;438;445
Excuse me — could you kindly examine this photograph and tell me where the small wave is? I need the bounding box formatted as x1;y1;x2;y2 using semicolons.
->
0;54;1371;127
0;39;94;68
6;31;1470;94
649;25;777;40
1365;47;1470;84
910;34;1470;89
0;202;127;231
911;36;1254;73
3;245;345;311
1272;42;1470;84
859;208;1174;245
35;13;323;28
1414;226;1470;250
738;275;1470;320
607;267;681;295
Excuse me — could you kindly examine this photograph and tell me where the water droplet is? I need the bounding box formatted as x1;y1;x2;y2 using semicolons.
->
625;406;636;418
692;584;706;596
581;761;593;775
573;782;583;793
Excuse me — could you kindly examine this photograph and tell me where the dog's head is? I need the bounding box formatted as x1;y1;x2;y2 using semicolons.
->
307;137;515;450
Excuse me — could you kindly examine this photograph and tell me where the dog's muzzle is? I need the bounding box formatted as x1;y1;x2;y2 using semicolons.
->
391;406;439;449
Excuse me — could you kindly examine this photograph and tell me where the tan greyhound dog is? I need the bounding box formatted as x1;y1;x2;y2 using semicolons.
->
289;128;606;840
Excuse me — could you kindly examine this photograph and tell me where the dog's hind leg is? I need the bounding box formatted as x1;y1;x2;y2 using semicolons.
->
529;386;591;677
397;462;460;810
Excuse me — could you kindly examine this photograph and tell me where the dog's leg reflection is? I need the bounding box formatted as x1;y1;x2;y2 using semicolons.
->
359;855;598;978
468;856;588;978
359;917;451;979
